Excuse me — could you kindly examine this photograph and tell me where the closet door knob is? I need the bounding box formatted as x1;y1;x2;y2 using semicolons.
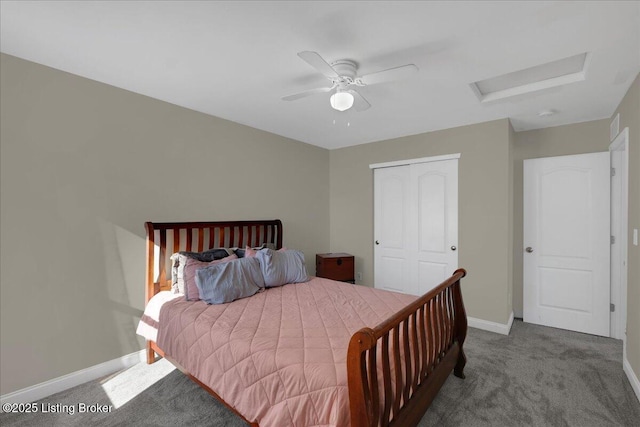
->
375;240;380;245
526;247;534;253
451;246;457;251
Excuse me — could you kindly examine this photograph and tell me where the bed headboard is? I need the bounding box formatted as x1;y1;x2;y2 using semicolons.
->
145;219;283;302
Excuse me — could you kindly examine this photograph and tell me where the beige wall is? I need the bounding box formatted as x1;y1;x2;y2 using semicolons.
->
0;54;330;395
329;119;513;325
511;119;611;317
612;73;640;380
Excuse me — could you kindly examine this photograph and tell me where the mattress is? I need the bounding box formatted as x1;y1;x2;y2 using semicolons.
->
138;277;417;426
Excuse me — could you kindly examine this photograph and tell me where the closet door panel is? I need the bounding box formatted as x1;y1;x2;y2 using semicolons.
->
374;166;412;293
374;157;458;296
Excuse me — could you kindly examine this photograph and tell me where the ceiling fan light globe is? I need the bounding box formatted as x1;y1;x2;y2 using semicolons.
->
330;92;354;111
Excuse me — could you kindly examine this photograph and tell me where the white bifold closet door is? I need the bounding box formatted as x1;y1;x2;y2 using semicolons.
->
374;158;458;296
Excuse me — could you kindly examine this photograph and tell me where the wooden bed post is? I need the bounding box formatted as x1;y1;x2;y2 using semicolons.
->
347;328;376;427
452;268;468;379
145;221;157;364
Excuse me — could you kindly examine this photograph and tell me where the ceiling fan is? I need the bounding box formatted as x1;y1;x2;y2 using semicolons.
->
282;51;418;112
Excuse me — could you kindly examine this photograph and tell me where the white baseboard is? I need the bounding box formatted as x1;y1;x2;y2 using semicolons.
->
623;354;640;403
468;311;514;335
0;349;146;405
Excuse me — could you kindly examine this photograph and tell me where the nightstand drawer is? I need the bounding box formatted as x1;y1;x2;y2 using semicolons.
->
316;253;354;283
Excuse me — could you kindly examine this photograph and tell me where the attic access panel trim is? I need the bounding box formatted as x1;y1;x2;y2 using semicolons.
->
470;52;590;103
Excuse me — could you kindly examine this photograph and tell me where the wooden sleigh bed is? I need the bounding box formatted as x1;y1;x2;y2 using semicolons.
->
143;219;468;427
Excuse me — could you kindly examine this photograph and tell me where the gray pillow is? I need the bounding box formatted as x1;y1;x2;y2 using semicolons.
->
170;248;234;294
256;249;309;288
195;257;265;304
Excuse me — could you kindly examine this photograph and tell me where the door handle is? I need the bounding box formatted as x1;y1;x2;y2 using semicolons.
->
375;240;380;245
450;246;457;251
526;247;534;253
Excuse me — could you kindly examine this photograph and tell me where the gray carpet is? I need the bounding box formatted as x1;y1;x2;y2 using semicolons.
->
420;320;640;426
2;320;638;426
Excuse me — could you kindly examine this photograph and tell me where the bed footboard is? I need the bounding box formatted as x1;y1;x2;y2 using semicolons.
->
347;268;467;427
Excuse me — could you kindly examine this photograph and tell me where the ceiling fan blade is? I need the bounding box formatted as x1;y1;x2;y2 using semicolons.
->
359;64;418;86
282;86;334;101
298;51;339;79
349;90;371;112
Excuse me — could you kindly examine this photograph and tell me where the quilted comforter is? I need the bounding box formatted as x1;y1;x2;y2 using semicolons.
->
150;277;417;426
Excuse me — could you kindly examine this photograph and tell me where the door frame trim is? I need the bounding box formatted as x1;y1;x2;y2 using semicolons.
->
369;153;461;170
609;127;629;341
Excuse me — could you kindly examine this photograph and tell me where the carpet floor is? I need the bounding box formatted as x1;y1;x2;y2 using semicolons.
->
2;320;639;426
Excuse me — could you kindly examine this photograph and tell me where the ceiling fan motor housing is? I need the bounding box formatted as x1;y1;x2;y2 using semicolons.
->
331;60;358;85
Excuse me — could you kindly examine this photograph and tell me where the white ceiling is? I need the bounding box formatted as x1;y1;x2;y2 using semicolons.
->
1;1;638;149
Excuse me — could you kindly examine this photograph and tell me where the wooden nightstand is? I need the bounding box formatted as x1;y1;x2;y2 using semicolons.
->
316;253;355;283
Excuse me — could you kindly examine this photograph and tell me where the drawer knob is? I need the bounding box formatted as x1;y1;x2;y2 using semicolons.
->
337;258;343;266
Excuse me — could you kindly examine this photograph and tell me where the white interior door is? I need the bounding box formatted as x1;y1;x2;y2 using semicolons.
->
374;158;458;295
523;152;610;336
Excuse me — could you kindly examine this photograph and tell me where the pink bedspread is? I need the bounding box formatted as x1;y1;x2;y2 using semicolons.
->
156;277;416;426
